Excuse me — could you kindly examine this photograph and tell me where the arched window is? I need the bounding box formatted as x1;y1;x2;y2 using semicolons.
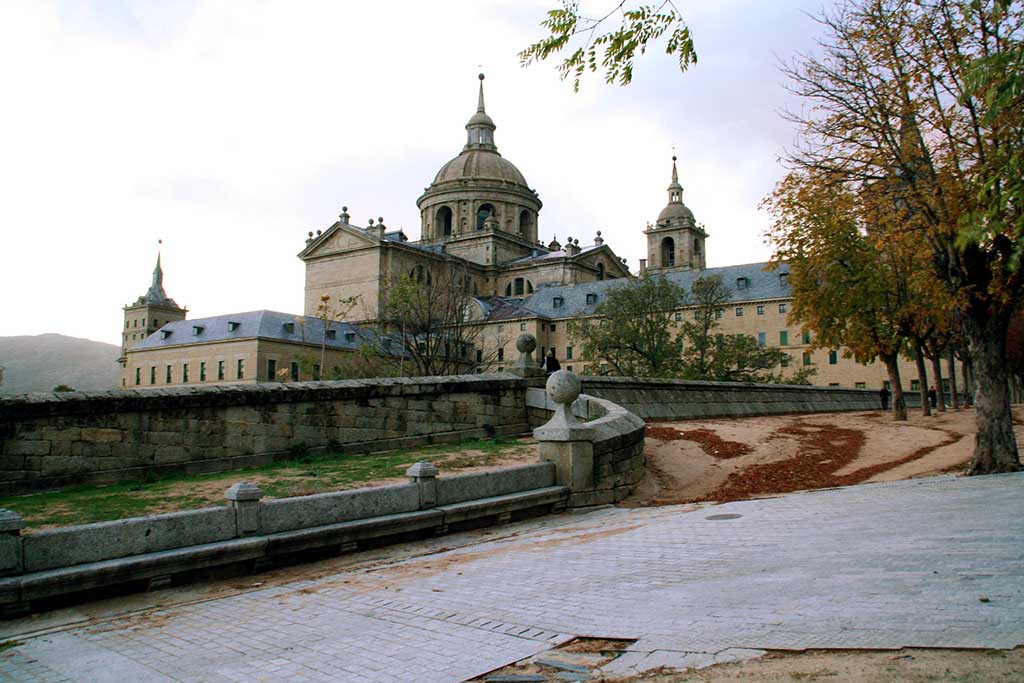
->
411;265;425;282
661;237;676;267
519;210;531;236
596;262;605;280
476;204;494;231
437;206;453;237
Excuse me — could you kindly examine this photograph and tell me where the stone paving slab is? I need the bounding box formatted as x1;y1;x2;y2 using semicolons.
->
1;473;1022;682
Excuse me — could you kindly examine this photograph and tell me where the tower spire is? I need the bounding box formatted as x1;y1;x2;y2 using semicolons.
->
465;73;497;150
152;240;164;289
667;155;683;204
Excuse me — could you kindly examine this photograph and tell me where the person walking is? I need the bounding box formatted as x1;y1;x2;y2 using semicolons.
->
542;349;561;376
928;385;937;409
879;385;891;411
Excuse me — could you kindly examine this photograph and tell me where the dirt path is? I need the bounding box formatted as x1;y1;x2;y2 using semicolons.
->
624;406;1023;506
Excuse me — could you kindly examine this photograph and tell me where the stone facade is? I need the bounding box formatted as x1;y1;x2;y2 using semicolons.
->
0;375;528;495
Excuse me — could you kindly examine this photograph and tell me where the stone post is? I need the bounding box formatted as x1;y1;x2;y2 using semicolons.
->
508;333;544;379
0;509;25;577
406;461;439;509
534;371;596;502
225;481;264;537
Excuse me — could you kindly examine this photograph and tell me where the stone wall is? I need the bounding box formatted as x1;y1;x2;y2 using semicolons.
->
580;376;879;420
0;375;528;495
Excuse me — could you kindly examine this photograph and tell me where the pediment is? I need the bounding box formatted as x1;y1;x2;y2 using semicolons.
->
298;223;379;259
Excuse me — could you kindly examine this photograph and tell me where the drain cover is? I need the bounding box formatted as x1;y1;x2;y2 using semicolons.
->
705;513;742;520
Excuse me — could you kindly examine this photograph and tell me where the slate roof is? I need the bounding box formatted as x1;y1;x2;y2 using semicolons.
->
518;261;791;319
474;297;549;322
131;310;390;352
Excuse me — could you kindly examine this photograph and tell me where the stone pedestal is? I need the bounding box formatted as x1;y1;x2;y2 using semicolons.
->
507;333;545;379
406;461;439;509
534;371;595;494
225;481;264;536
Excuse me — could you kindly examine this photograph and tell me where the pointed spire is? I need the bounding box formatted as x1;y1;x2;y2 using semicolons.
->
667;155;683;204
465;73;496;150
152;240;164;289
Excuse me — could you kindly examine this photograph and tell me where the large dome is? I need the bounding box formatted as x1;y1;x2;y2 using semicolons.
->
433;149;529;188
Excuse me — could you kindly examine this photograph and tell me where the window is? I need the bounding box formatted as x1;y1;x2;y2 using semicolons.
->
802;352;812;366
290;362;299;381
911;379;921;392
150;366;156;385
779;273;789;286
313;364;320;380
694;310;701;320
282;322;295;334
675;312;682;321
267;359;276;380
736;277;749;290
736;307;744;317
166;365;172;383
192;325;204;336
855;382;866;389
829;383;840;387
757;332;766;347
497;348;504;361
135;368;140;385
550;324;557;332
125;321;129;329
828;350;838;365
781;354;790;368
553;296;563;309
802;330;811;344
779;303;788;314
715;308;723;319
941;379;950;392
586;293;597;305
884;381;891;391
520;322;527;331
596;262;605;280
183;363;190;382
566;365;573;372
476;349;483;363
161;330;172;339
142;319;146;327
566;346;573;360
514;278;525;295
200;361;207;381
326;329;337;339
497;367;503;373
217;360;225;380
757;305;765;315
779;331;789;346
476;203;494;230
237;359;245;379
660;236;676;267
344;332;356;342
228;321;240;331
438;206;453;237
133;319;138;328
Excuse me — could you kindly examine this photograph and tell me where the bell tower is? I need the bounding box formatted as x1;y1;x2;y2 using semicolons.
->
643;156;707;274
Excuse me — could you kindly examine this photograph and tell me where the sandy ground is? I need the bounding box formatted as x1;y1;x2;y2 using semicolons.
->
624;406;1023;507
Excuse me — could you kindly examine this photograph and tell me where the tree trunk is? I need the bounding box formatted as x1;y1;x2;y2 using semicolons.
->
883;352;907;421
947;349;960;409
929;352;946;412
914;342;931;417
963;314;1021;475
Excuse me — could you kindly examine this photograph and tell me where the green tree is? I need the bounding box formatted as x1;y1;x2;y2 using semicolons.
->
520;1;696;91
53;384;74;393
679;275;803;383
570;276;686;376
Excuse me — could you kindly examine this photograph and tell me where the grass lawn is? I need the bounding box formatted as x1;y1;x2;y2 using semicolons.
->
0;437;534;531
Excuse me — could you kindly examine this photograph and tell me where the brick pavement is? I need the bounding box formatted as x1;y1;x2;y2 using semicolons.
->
1;473;1021;682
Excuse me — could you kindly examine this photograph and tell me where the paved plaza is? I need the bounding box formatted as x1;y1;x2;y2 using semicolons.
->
1;473;1022;682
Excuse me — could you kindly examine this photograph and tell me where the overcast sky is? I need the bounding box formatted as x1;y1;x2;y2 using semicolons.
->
0;0;826;346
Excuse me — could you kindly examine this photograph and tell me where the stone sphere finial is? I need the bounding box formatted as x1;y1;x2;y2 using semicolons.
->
308;231;313;238
546;370;580;406
342;206;348;212
479;73;485;81
516;333;537;354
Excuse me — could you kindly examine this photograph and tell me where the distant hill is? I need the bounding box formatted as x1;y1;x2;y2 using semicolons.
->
0;334;121;395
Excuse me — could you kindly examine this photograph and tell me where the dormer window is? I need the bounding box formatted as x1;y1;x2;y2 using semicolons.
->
325;329;337;340
736;277;749;290
228;321;240;331
553;296;564;309
192;325;204;336
779;272;790;286
282;322;295;333
586;293;597;305
160;330;173;339
344;332;356;342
